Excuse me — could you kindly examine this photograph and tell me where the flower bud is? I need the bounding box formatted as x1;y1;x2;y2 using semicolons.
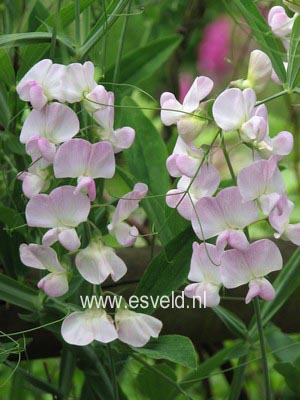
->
177;115;208;142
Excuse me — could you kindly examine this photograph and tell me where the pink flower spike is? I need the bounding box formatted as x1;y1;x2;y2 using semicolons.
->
166;163;220;220
160;76;213;127
220;239;282;303
108;183;148;247
54;139;115;181
237;156;285;215
20;103;79;146
17;60;65;109
185;242;222;308
75;240;127;284
212;88;256;132
115;308;162;347
191;186;259;242
61;309;118;346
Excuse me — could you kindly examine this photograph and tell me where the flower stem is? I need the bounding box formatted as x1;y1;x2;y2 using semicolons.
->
253;297;272;400
221;133;237;184
106;344;119;400
255;89;288;106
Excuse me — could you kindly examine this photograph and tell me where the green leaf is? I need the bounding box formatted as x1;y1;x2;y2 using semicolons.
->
0;32;75;53
134;227;195;313
5;361;64;397
0;49;15;87
105;35;182;85
133;335;198;369
181;342;249;388
136;364;178;400
59;348;76;398
250;248;300;334
78;0;129;59
287;15;300;89
0;273;38;311
274;361;300;394
266;325;300;363
232;0;286;83
213;306;248;339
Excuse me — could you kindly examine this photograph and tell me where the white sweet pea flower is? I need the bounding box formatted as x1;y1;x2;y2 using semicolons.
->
61;309;118;346
75;240;127;284
115;308;162;347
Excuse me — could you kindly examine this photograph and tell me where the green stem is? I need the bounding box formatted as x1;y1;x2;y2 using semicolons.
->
106;345;119;400
132;354;193;400
253;297;272;399
228;354;248;400
112;0;132;83
255;89;288;106
221;133;237;184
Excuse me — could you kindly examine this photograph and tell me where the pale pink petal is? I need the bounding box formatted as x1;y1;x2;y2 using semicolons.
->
285;224;300;245
61;311;94;346
84;84;110;112
166;189;192;220
271;131;294;158
160;92;183;125
258;193;281;215
86;141;115;178
176;155;201;177
112;127;135;153
75;241;127;284
42;228;59;247
188;242;222;284
184;282;220;307
26;195;59;227
29;83;48;109
61;61;96;103
20;103;79;145
38;272;68;297
183;76;214;112
19;243;62;271
75;177;96;201
91;312;118;343
111;222;138;247
18;172;46;198
269;194;294;235
245;278;275;304
54;139;92;177
109;183;148;228
58;228;81;251
115;309;162;347
213;88;256;131
36;137;56;162
17;59;52;100
216;230;249;252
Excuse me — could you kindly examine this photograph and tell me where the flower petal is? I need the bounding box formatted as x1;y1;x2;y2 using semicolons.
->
19;243;62;271
38;272;68;297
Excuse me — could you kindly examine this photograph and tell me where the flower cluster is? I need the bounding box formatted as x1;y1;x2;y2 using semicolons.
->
17;60;162;347
161;49;300;307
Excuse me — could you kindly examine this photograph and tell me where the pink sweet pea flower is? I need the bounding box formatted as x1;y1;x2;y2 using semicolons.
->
269;194;300;245
167;137;204;178
61;309;118;346
108;183;148;247
179;73;194;103
75;240;127;284
16;59;65;109
115;308;162;347
25;186;90;251
257;130;294;161
160;76;213;142
20;103;79;163
184;243;222;307
220;239;283;303
53;139;115;201
19;243;68;297
84;84;111;113
92;92;135;153
60;61;97;103
166;163;220;220
237;156;285;215
17;162;50;199
191;187;259;251
268;6;294;47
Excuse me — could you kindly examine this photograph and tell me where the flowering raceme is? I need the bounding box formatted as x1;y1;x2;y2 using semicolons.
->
161;64;300;306
17;59;162;349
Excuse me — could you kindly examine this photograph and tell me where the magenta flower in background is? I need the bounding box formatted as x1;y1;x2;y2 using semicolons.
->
197;16;231;76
